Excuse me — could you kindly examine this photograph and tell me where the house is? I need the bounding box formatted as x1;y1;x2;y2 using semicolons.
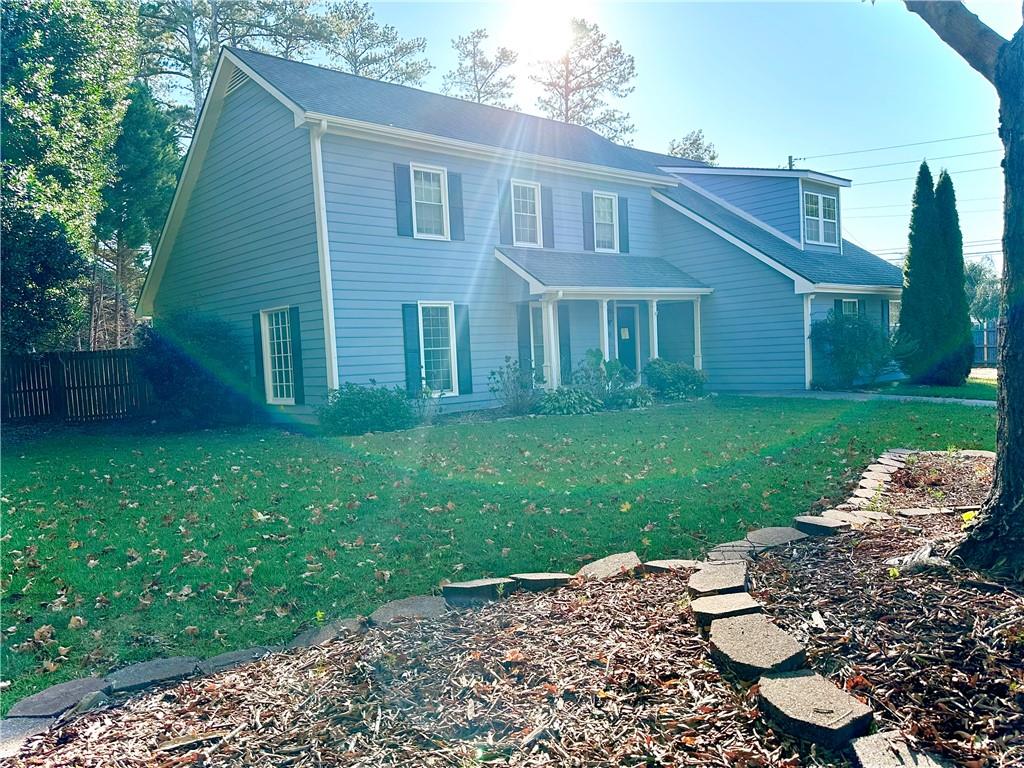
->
138;47;903;420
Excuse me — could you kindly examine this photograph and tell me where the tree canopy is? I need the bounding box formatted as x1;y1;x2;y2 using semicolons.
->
442;28;516;107
668;130;719;165
324;1;432;85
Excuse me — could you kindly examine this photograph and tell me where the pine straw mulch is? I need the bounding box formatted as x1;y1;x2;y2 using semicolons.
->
753;452;1024;768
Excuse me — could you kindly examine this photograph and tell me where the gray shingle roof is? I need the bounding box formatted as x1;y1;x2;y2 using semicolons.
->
496;247;707;290
618;146;710;169
228;48;670;178
656;186;903;287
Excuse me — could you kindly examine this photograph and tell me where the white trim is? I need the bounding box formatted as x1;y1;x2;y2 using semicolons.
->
669;166;852;187
260;306;297;405
693;296;703;370
410;163;450;240
812;284;902;295
803;190;839;246
673;176;803;249
494;249;544;294
542;299;559;389
309;122;339;390
510;179;542;248
649;299;659;360
652;190;816;293
417;300;459;397
592;191;619;253
803;293;813;390
840;298;860;317
798;178;806;250
528;301;545;374
614;303;641;373
223;49;305;122
599;299;610;361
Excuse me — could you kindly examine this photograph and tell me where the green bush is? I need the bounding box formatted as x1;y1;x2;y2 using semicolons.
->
135;312;250;426
488;356;537;415
810;311;893;389
644;358;706;400
604;384;654;410
537;387;604;415
568;349;652;410
316;382;420;435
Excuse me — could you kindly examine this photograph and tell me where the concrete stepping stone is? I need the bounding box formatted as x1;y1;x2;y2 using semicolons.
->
852;487;880;499
200;646;273;674
687;562;747;597
954;504;982;513
850;731;953;767
886;448;915;456
369;595;447;626
745;527;807;549
105;656;201;693
509;572;572;591
6;677;109;718
442;577;516;606
793;516;851;536
758;669;873;748
0;717;52;759
690;592;762;630
821;509;874;527
898;507;952;518
866;463;897;474
68;690;109;716
858;477;884;490
576;551;641;579
706;539;755;562
642;559;701;573
877;457;905;469
709;614;806;679
849;508;891;521
844;496;870;508
861;471;892;483
958;449;995;459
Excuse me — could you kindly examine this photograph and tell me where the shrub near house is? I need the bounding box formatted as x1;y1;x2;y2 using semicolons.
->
809;311;892;390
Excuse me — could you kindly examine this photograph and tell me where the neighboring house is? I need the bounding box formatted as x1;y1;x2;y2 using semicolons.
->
138;48;903;420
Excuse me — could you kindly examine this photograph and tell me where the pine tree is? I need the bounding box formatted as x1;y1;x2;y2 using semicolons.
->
442;29;517;107
932;169;975;384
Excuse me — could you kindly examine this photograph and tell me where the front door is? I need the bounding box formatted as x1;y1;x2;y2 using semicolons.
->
616;305;639;375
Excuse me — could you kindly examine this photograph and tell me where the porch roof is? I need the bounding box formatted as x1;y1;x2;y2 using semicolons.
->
495;247;710;296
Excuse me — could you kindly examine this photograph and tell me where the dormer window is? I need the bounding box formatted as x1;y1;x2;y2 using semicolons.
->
804;191;838;246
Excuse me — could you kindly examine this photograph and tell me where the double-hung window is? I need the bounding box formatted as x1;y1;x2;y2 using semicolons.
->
511;180;541;247
418;301;458;395
804;191;838;246
593;192;618;252
888;299;901;332
411;164;449;239
261;307;295;404
841;299;860;318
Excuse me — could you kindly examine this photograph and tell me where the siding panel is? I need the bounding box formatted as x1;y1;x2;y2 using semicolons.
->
687;175;802;241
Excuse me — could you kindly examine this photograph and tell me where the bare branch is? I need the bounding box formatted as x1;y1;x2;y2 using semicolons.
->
904;0;1009;84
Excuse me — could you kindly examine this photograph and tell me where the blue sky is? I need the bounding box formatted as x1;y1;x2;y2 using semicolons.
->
367;1;1019;269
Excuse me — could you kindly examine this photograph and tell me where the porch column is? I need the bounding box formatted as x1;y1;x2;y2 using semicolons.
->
649;299;659;361
542;298;560;389
599;299;610;361
693;297;703;370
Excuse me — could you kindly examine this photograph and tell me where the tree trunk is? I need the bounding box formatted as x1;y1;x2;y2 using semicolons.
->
954;26;1024;581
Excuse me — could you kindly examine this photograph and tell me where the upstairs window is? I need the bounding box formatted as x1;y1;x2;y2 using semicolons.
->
804;191;838;246
593;192;618;252
261;308;295;404
411;164;449;239
512;181;541;247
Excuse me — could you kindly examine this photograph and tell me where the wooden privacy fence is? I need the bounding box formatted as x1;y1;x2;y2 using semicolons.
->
2;349;152;423
973;321;999;367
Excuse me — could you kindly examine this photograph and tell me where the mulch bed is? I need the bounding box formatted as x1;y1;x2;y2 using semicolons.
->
753;453;1024;767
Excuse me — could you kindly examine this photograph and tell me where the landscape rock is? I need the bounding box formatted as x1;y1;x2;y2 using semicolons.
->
877;457;905;469
898;507;952;518
845;495;870;508
866;463;897;474
858;477;884;490
7;677;109;718
793;515;851;536
848;508;891;521
821;509;874;527
705;540;755;562
442;577;517;606
508;572;573;591
369;595;448;626
886;448;915;456
687;562;747;597
0;717;52;759
576;551;641;579
690;592;762;630
861;471;892;483
745;527;807;549
953;504;982;513
200;646;274;673
288;617;365;649
852;487;879;499
709;614;805;679
850;731;953;767
642;559;702;573
758;669;873;748
957;449;996;459
105;656;201;693
68;690;109;717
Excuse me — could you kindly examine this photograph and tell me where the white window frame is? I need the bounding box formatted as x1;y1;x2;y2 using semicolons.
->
841;298;860;318
888;299;901;332
593;191;619;253
410;163;450;241
804;191;839;246
511;179;542;248
417;300;459;397
260;306;296;406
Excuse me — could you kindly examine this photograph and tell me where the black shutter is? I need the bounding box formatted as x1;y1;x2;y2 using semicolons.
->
618;197;629;253
557;302;572;381
454;304;473;395
401;303;422;395
881;300;890;331
541;186;555;248
448;172;464;240
834;298;843;317
498;180;513;245
858;299;866;318
252;313;266;404
516;303;532;373
288;306;305;405
581;192;595;251
394;164;413;236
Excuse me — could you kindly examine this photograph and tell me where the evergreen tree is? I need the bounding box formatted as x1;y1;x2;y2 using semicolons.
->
667;129;719;165
442;29;516;107
324;1;432;85
932;169;975;384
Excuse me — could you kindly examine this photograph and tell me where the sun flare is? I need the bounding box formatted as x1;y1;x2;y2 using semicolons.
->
496;1;590;64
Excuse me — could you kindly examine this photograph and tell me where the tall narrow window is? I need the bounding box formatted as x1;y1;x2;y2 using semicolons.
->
511;181;541;246
261;308;295;404
889;299;901;332
411;165;448;239
593;192;618;252
804;191;838;245
419;302;458;395
529;303;545;380
841;298;859;318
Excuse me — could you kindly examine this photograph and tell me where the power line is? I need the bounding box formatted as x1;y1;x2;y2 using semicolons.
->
826;149;1001;173
845;196;1003;211
795;131;996;161
856;166;1001;186
846;208;1002;220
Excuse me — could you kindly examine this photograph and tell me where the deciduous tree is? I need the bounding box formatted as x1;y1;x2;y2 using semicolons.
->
966;258;1001;323
442;29;516;107
324;1;432;85
667;129;719;165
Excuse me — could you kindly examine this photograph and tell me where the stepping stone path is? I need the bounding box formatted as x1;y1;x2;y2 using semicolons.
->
687;562;747;597
6;677;109;718
709;614;805;679
745;527;807;548
369;595;448;626
758;670;873;748
867;463;897;474
509;572;572;591
850;731;953;767
706;540;755;562
852;487;879;499
577;551;641;579
105;656;201;694
690;592;762;630
858;477;884;490
821;509;874;527
793;515;850;536
643;559;701;573
877;457;904;469
442;577;516;606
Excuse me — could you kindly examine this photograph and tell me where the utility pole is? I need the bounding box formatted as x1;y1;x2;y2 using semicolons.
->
787;155;794;170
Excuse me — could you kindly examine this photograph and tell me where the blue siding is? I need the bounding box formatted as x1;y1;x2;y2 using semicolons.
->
686;175;802;241
657;301;696;364
802;180;843;255
655;202;806;390
154;80;326;419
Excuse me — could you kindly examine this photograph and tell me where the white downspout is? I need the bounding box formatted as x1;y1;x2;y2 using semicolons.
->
310;119;340;391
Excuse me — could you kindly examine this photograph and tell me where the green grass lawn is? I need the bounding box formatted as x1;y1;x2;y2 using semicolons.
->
0;396;995;712
863;376;998;401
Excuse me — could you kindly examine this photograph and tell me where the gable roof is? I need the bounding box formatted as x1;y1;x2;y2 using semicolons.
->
654;185;903;289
